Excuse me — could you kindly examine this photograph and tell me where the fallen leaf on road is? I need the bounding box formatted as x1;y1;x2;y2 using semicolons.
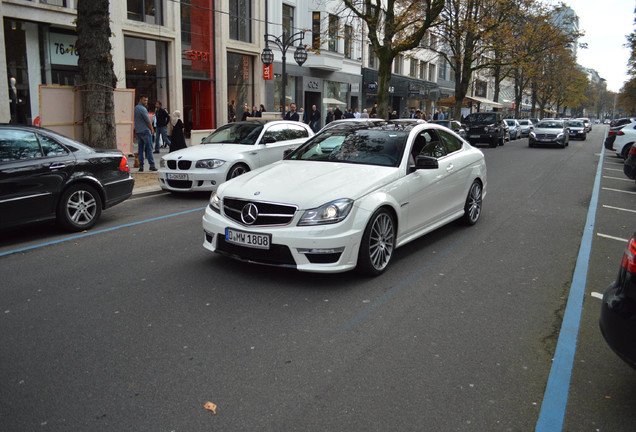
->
204;401;217;414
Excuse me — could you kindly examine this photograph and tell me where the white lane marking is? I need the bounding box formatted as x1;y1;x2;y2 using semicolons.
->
602;204;636;214
603;168;624;172
597;233;629;243
602;187;636;195
602;176;634;182
591;292;603;300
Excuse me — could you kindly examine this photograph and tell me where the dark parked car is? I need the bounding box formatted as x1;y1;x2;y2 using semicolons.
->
464;112;506;147
625;143;636;182
0;125;134;231
430;119;467;138
600;233;636;369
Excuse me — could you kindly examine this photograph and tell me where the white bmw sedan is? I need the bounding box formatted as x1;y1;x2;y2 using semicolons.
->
202;120;487;275
158;120;314;193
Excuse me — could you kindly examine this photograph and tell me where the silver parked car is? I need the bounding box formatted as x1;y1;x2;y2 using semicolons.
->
504;119;521;140
517;119;534;137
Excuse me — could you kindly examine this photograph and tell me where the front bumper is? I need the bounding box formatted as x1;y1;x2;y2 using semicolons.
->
201;204;370;273
158;168;225;192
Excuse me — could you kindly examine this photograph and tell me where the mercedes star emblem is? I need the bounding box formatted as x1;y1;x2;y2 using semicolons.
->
241;203;259;225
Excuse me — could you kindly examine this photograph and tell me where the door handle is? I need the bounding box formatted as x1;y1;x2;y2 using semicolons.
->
49;164;66;170
446;164;454;171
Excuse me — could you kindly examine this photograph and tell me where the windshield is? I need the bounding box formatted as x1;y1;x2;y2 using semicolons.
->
567;121;584;127
201;123;263;145
467;113;496;123
289;127;408;167
536;121;563;129
505;120;516;126
518;120;529;125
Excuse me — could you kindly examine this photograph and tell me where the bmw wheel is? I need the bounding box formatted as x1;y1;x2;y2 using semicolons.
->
357;208;395;276
461;180;482;226
226;163;250;180
57;183;102;231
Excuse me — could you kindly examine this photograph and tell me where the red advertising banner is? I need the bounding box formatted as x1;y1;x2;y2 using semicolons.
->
263;63;273;80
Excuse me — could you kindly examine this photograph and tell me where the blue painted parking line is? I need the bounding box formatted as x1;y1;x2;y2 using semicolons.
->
0;207;207;258
535;148;604;431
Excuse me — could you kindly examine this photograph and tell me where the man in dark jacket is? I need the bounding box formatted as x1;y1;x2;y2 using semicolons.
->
154;101;171;152
284;103;299;121
334;106;343;120
325;108;334;125
309;105;321;132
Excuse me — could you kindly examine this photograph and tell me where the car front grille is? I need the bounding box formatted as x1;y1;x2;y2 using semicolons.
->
222;197;297;227
167;180;193;189
535;133;558;140
167;160;193;170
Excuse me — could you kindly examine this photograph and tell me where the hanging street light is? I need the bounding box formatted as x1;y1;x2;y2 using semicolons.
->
260;31;307;113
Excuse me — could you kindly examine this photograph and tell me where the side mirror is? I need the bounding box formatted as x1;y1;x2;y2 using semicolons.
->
283;148;295;158
414;155;439;170
263;136;277;144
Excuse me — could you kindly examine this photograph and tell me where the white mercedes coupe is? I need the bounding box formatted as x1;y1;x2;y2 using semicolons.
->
158;120;314;193
202;120;487;275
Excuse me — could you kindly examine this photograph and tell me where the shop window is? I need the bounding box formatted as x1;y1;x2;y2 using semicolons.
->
312;12;320;50
283;4;294;37
328;15;338;52
127;0;163;25
227;52;253;118
124;36;169;108
273;74;295;113
230;0;251;43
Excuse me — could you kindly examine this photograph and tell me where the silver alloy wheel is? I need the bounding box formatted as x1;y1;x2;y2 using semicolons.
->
227;164;249;179
66;189;98;226
465;181;482;224
368;212;395;271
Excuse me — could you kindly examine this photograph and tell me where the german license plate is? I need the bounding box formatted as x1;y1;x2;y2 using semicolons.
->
470;135;480;139
167;173;188;180
225;228;271;250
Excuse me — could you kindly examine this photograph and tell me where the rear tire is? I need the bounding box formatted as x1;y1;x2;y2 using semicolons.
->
357;208;395;276
622;144;634;159
461;180;483;226
56;183;102;231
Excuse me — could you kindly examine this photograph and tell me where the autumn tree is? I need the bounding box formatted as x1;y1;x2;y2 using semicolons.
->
76;0;117;149
342;0;445;119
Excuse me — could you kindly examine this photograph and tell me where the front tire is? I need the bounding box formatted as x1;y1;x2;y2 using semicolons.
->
461;180;483;226
357;208;395;276
226;163;250;180
56;183;102;231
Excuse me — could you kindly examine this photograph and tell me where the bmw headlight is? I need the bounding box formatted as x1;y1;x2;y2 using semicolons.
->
298;199;354;226
209;192;221;213
196;159;226;169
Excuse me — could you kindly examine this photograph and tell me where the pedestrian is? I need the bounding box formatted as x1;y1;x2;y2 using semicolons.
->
334;105;343;120
252;105;262;117
259;104;266;115
133;94;156;172
284;103;299;121
169;110;187;152
435;108;445;120
154;101;171;152
299;107;307;123
344;109;354;119
309;104;321;132
241;103;251;121
228;100;236;122
370;103;378;118
325;107;334;124
389;110;398;119
353;108;360;119
360;108;369;118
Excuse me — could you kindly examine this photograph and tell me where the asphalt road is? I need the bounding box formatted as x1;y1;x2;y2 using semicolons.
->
1;126;634;431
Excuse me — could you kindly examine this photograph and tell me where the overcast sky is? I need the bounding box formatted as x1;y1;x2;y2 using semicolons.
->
567;0;634;92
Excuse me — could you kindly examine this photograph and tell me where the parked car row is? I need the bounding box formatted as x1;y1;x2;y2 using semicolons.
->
605;118;636;159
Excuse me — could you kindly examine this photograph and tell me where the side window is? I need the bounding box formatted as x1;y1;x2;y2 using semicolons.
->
263;124;290;142
415;130;446;159
37;135;69;157
288;125;309;139
0;130;42;162
438;130;463;154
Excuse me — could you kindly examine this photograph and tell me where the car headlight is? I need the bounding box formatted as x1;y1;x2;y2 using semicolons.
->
196;159;226;169
557;132;565;139
529;131;536;138
298;199;354;226
209;192;221;213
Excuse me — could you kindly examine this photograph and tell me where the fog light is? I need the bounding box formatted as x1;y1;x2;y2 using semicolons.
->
297;247;345;254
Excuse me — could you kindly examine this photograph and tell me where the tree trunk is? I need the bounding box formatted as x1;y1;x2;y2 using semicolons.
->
76;0;117;149
376;52;394;120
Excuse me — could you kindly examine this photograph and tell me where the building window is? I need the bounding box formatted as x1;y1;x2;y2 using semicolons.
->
438;61;445;80
409;59;417;77
41;0;67;6
428;63;436;82
393;55;403;75
283;4;294;37
127;0;162;25
312;12;321;50
449;61;455;81
328;14;338;52
344;25;352;59
419;61;427;80
124;36;169;107
475;80;487;97
368;44;376;69
229;0;251;43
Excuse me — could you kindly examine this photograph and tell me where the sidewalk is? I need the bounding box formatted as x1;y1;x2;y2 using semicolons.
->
127;144;167;195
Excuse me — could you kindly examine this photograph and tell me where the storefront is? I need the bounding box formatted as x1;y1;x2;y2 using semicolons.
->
227;52;254;122
124;36;169;111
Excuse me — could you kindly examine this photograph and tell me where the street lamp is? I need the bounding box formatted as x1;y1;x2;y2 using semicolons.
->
261;31;307;113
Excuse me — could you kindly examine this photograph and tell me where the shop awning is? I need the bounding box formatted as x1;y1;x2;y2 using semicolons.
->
436;95;504;109
323;97;346;105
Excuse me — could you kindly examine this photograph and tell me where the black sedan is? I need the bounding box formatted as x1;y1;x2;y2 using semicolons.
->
0;125;134;231
625;143;636;182
600;233;636;369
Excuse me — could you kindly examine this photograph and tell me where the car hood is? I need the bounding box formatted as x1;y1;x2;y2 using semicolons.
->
162;143;256;160
217;160;399;209
534;127;565;134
